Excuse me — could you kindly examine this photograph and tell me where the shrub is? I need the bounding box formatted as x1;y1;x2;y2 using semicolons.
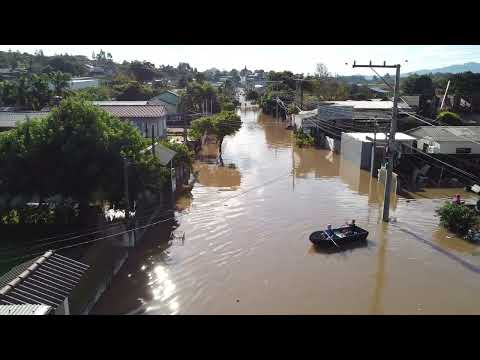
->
436;202;478;235
288;104;299;115
437;111;462;126
294;128;315;147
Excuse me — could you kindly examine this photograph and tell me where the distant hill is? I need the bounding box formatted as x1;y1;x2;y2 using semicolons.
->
403;62;480;77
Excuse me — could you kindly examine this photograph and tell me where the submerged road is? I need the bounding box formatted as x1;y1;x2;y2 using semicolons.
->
92;105;480;315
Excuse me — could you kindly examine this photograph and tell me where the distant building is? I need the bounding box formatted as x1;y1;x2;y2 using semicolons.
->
93;101;168;138
0;111;50;131
0;250;89;315
406;126;480;154
0;67;27;80
85;64;105;75
70;77;100;91
341;132;415;172
148;90;181;114
294;100;412;134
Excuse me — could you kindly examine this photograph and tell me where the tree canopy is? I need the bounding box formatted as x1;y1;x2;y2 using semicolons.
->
437;111;462;125
0;98;168;223
402;74;435;96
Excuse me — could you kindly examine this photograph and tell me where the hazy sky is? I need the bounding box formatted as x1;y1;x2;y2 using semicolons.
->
1;45;479;76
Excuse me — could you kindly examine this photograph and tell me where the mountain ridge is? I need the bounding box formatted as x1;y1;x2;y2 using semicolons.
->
403;62;480;76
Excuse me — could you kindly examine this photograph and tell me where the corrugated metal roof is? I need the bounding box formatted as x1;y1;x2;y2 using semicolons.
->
0;251;89;309
343;132;415;142
0;257;40;290
0;112;50;128
322;100;410;110
407;126;480;142
143;143;177;166
369;87;390;94
96;105;167;118
92;101;148;106
0;304;52;315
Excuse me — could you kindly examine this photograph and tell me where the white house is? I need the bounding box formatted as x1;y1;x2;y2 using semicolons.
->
70;77;100;91
92;101;168;138
406;126;480;155
341;132;415;171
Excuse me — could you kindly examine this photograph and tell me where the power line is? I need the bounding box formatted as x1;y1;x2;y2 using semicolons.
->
1;170;293;261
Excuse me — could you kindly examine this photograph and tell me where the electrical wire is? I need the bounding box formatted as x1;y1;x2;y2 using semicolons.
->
1;169;293;261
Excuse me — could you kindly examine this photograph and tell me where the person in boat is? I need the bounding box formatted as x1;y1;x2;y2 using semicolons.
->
349;219;357;232
325;224;335;238
452;194;463;205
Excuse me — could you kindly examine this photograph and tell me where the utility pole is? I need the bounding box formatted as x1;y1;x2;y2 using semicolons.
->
353;61;401;222
300;81;304;110
151;124;156;156
370;119;377;176
123;156;130;222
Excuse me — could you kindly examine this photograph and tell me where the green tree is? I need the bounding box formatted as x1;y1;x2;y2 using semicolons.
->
402;74;435;96
27;74;52;110
245;89;259;102
190;116;214;141
129;61;157;83
49;71;71;96
0;98;166;224
160;140;195;170
0;80;17;106
69;85;112;101
288;104;299;114
211;111;241;159
437;111;462;125
113;80;153;100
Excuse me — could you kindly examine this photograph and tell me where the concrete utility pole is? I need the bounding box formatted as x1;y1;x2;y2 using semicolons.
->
151;124;156;156
123;156;130;222
353;61;401;222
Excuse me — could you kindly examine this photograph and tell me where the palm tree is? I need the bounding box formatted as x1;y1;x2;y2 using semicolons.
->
50;71;71;96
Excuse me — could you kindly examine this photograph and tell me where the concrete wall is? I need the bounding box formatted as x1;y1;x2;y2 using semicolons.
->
341;133;364;167
415;138;480;154
437;141;480;154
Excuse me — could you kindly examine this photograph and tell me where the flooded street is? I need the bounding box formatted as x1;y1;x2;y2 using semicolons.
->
93;106;480;315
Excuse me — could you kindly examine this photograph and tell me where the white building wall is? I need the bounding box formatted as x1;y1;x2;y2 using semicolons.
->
437;141;480;154
417;139;480;154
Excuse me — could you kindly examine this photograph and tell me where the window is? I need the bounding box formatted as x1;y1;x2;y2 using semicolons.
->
456;148;471;154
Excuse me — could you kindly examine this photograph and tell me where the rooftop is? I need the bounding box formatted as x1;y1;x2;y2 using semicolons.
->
322;100;411;110
343;132;415;142
94;103;167;118
0;304;53;315
0;111;50;128
0;250;89;309
92;101;148;106
407;126;480;142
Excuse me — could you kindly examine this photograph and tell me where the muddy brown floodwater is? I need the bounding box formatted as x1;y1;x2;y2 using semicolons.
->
92;106;480;315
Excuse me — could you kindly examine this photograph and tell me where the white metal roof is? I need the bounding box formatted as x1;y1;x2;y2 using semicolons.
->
343;132;415;142
0;304;52;315
322;100;411;110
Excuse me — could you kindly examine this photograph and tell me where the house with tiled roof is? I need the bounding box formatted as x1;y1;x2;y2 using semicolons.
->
92;101;168;138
